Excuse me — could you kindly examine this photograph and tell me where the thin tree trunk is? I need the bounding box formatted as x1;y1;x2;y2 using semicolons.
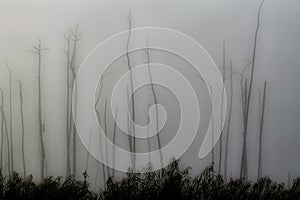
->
126;11;136;171
65;32;71;177
4;63;13;173
95;77;107;186
69;25;81;177
147;103;151;164
257;81;267;180
126;86;134;169
240;0;264;179
0;102;10;176
104;98;110;178
112;107;118;178
0;89;3;170
145;39;163;168
218;41;226;175
224;61;233;182
18;81;26;178
29;40;48;180
240;78;248;179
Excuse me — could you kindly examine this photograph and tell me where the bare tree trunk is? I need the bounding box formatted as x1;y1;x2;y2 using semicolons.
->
4;63;13;173
240;0;264;179
112;107;118;178
95;75;110;186
224;60;233;182
18;81;26;178
0;89;3;170
257;81;267;180
84;130;93;174
145;39;163;168
126;11;136;171
29;39;48;180
72;83;77;177
218;41;226;175
65;32;72;177
70;25;81;177
0;100;10;176
126;86;134;169
147;103;151;164
240;78;248;179
104;98;110;178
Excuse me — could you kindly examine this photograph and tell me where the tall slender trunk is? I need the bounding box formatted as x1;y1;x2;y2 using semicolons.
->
218;41;226;175
84;130;93;173
240;79;248;179
0;89;3;170
147;103;151;164
5;64;13;173
95;76;109;186
112;107;118;178
0;102;10;176
72;82;77;176
224;61;233;182
18;81;26;178
240;0;264;179
65;32;71;177
104;99;110;178
257;81;267;180
126;12;136;171
145;39;163;168
29;40;48;180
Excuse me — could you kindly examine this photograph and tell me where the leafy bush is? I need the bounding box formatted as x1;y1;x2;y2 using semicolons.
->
0;160;299;200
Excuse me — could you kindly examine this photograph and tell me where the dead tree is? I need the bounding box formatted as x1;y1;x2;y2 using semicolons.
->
4;63;13;173
28;39;48;180
125;11;136;170
18;81;26;178
218;41;226;175
112;107;118;178
147;103;151;163
94;71;113;185
104;98;110;178
64;24;82;177
0;88;3;169
224;60;234;182
145;38;163;168
257;80;267;180
0;95;10;176
240;0;264;179
65;31;72;177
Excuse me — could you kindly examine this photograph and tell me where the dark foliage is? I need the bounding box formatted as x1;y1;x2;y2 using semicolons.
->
0;160;299;200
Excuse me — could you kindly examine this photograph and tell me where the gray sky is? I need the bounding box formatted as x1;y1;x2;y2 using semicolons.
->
0;0;300;187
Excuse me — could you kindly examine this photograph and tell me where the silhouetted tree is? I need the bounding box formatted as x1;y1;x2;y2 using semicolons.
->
257;81;267;180
4;63;13;173
145;38;163;169
18;81;26;178
28;39;48;180
240;0;264;179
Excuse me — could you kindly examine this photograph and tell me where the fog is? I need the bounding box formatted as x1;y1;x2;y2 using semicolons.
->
0;0;300;189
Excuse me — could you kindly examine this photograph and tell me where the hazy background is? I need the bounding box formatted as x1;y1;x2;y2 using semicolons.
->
0;0;299;188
